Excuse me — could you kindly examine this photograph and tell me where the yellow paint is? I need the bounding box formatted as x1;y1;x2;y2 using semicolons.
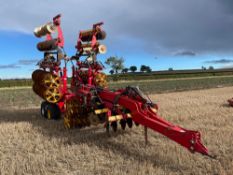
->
94;108;108;114
64;117;71;129
47;110;52;119
151;107;157;113
108;113;132;122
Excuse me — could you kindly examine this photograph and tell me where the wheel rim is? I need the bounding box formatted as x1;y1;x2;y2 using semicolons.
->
43;74;60;88
45;87;62;103
41;107;45;116
47;109;52;119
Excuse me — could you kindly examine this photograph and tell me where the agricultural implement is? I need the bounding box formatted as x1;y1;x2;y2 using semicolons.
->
32;14;211;157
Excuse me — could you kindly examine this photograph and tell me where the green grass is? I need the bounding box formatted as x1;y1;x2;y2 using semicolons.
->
108;76;233;93
107;70;233;81
1;69;233;88
0;87;41;108
1;76;233;108
0;79;32;88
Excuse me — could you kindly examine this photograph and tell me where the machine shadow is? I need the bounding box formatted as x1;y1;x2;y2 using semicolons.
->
0;108;187;172
221;103;231;108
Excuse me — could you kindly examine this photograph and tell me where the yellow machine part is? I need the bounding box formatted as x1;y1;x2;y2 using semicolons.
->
32;69;61;88
108;113;132;122
64;98;90;129
34;22;56;38
32;69;63;103
94;72;108;88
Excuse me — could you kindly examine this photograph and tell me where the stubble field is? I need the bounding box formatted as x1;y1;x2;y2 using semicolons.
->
0;86;233;175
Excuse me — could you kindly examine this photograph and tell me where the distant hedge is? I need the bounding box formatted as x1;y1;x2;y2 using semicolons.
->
0;79;33;88
107;71;233;81
1;69;233;88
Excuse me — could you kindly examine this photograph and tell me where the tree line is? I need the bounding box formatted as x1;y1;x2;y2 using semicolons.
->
105;56;152;75
105;56;216;75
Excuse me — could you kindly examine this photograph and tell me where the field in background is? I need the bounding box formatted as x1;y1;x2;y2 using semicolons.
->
0;87;233;174
2;75;233;95
109;75;233;93
108;68;233;81
1;68;233;88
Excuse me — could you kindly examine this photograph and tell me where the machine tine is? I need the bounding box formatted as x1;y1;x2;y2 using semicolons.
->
111;121;118;132
203;153;218;160
120;119;126;130
144;126;148;145
126;118;133;128
98;89;210;156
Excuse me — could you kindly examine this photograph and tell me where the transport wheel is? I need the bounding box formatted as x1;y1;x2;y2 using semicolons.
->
126;118;133;128
41;101;48;118
120;119;126;130
111;121;118;132
45;103;61;120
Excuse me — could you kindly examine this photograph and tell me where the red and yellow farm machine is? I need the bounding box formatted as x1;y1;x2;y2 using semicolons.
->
32;14;212;158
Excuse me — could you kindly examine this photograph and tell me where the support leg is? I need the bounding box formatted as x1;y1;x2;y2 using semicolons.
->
144;126;148;145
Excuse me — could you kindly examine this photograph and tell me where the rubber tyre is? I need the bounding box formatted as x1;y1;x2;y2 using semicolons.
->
46;103;61;120
41;101;48;118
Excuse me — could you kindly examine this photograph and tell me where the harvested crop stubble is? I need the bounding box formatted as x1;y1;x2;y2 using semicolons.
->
0;87;232;174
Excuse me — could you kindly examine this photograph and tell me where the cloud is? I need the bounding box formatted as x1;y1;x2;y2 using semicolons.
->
174;50;196;57
0;59;39;70
0;64;20;69
204;59;233;64
18;59;39;65
220;64;233;69
1;0;233;56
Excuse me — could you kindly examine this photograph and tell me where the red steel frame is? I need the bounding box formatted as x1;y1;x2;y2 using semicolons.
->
98;89;209;155
46;14;64;48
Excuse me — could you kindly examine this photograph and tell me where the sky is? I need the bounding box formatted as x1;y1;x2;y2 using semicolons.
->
1;0;233;79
